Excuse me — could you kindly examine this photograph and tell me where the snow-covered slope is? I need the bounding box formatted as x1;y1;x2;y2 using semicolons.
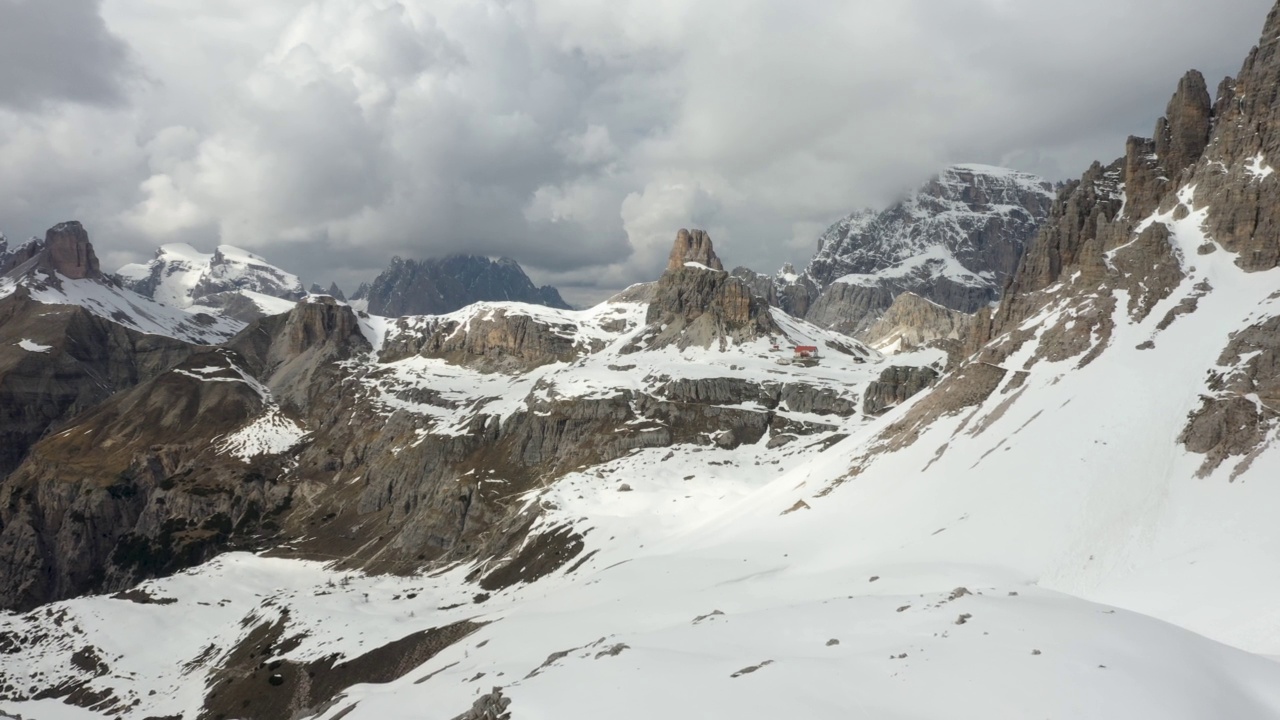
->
116;243;305;318
0;274;243;345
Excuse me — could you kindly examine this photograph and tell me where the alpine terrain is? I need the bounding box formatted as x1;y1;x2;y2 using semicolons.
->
3;3;1280;720
737;164;1056;345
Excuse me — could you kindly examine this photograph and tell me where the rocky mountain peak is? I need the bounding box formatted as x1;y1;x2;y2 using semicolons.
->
783;164;1053;339
1155;70;1213;177
636;230;779;350
353;253;570;317
42;221;102;280
666;228;725;271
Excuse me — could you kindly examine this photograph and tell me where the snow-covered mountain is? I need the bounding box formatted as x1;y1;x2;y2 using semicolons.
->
116;243;306;321
1;223;243;346
352;254;571;316
747;164;1055;340
5;3;1280;719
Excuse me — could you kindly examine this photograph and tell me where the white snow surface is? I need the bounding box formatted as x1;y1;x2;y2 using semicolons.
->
7;201;1280;718
15;339;51;352
1246;153;1275;181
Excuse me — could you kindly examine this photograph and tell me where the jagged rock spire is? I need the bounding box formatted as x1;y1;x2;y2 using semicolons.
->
666;229;724;272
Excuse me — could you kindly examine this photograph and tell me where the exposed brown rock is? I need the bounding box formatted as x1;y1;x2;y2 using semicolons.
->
638;233;781;350
42;222;101;280
666;228;725;272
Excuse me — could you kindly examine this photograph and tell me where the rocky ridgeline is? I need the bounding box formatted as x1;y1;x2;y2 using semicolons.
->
860;292;972;357
0;224;903;611
116;243;306;323
352;254;570;317
894;5;1280;478
741;166;1055;340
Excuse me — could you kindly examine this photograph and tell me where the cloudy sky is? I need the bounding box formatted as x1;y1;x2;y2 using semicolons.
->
0;0;1272;304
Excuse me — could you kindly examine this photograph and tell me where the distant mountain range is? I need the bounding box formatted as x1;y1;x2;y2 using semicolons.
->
350;254;570;316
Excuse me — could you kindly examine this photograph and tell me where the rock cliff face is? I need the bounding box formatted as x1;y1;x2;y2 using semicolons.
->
667;228;725;271
862;365;941;416
776;166;1053;339
926;5;1280;481
0;290;195;478
381;304;630;372
1;222;103;282
636;230;781;350
860;292;972;355
352;254;570;317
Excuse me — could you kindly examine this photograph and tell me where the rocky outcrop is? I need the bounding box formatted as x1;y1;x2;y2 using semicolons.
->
732;264;816;317
42;222;101;280
308;281;347;302
0;236;40;276
352;255;570;317
381;306;610;372
860;292;971;354
1180;314;1280;478
0;349;289;611
666;228;725;271
863;365;941;416
0;222;103;282
453;687;512;720
635;230;781;351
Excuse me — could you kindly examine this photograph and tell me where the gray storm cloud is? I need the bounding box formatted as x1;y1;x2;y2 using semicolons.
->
0;0;1271;304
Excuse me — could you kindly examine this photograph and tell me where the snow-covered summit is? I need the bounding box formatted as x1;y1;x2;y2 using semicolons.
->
805;164;1054;292
772;164;1056;338
116;242;305;311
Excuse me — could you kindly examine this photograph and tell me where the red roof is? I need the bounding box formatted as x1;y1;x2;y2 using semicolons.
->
794;345;818;352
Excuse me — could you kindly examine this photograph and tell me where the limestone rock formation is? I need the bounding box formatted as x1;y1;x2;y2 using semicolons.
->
42;222;101;280
381;305;618;373
863;365;941;416
666;228;725;271
860;292;972;354
0;236;40;275
637;230;781;350
0;222;103;282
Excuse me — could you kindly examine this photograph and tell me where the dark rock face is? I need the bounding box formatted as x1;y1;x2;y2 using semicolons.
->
0;222;103;282
353;254;570;317
0;290;195;478
863;365;941;416
0;236;41;276
780;166;1053;337
640;241;781;351
43;222;101;280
